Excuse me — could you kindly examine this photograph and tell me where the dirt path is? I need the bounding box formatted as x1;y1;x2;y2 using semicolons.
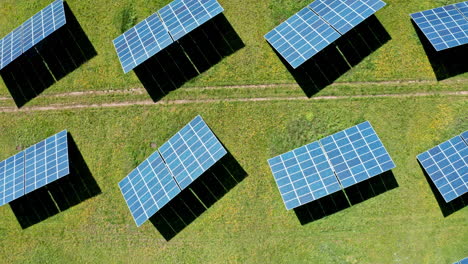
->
1;91;466;113
0;78;467;101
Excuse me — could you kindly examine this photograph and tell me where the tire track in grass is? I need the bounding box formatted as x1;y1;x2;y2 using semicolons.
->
0;91;466;113
0;78;467;101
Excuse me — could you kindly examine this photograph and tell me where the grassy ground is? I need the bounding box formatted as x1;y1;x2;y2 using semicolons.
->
0;0;467;97
0;0;467;263
0;96;467;263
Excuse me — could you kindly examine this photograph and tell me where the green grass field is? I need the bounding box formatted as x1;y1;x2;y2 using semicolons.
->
0;0;467;263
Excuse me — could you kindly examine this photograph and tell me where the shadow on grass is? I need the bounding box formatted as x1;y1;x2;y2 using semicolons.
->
270;15;390;97
0;1;97;108
134;13;244;102
294;190;350;225
149;151;247;241
9;133;101;229
294;170;398;225
411;20;468;81
418;161;467;217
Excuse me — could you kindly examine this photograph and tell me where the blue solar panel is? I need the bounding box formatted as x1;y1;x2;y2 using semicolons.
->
119;152;181;226
0;0;66;70
268;141;342;210
0;152;25;206
113;14;174;73
417;135;468;202
24;130;70;194
411;3;468;51
309;0;386;35
113;0;224;73
461;130;468;144
453;257;468;264
159;0;224;41
159;115;227;190
320;121;395;188
455;1;468;18
264;7;341;69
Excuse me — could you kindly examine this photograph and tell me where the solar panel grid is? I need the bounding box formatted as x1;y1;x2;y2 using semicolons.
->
411;4;468;51
158;0;224;41
24;130;70;194
320;121;396;188
159;115;227;189
417;135;468;202
113;14;174;73
0;152;25;206
0;0;66;70
309;0;386;35
461;130;468;144
119;152;181;226
268;141;342;210
454;1;468;18
264;7;341;69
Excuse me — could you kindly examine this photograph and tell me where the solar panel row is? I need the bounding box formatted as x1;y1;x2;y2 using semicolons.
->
159;115;227;190
0;0;66;70
119;152;181;226
411;2;468;51
265;0;386;68
320;121;395;188
309;0;386;35
113;0;224;73
417;131;468;203
0;153;25;206
159;0;224;41
268;121;395;210
0;130;70;207
264;7;341;69
119;115;227;226
268;141;341;210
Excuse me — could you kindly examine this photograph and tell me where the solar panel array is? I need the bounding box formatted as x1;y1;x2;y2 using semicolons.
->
159;115;227;190
113;14;174;73
0;0;66;70
265;0;387;68
417;131;468;203
119;152;181;226
159;0;224;41
24;130;69;194
320;121;395;188
0;153;25;206
268;121;395;210
113;0;224;73
461;130;468;144
268;142;342;210
0;130;70;207
309;0;386;34
119;115;227;226
411;2;468;51
264;8;341;69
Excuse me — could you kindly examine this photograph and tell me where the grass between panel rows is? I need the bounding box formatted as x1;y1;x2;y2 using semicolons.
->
0;97;466;263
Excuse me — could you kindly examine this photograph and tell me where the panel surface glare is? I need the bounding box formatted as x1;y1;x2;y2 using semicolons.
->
159;115;227;190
